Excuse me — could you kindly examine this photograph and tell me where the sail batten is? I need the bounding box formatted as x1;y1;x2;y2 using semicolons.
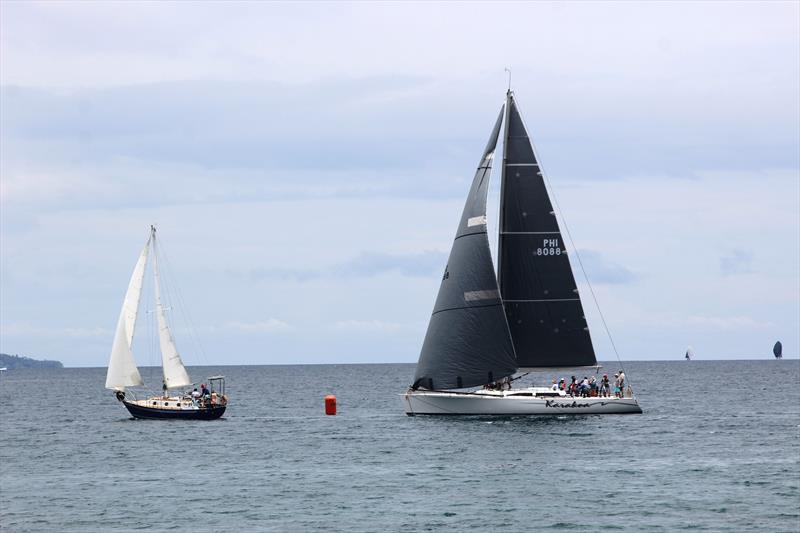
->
153;231;193;390
413;107;517;390
105;238;150;390
498;92;597;368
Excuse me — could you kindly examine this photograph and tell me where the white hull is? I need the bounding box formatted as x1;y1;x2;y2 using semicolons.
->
404;388;642;416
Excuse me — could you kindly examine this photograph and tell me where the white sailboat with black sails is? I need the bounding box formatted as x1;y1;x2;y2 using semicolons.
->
106;226;228;420
404;89;641;416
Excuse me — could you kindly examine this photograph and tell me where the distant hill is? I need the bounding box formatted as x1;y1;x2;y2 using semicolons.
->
0;353;63;369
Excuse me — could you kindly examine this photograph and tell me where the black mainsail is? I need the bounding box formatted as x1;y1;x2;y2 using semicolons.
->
413;107;517;390
498;91;597;368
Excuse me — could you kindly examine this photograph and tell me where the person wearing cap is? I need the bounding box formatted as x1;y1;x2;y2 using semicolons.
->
558;378;566;392
618;371;626;397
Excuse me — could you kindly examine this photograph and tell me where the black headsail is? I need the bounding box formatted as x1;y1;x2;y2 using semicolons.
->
413;107;517;390
773;341;782;359
498;91;597;368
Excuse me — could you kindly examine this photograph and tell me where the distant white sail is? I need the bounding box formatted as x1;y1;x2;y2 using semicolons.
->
153;234;192;389
685;346;694;360
105;239;150;390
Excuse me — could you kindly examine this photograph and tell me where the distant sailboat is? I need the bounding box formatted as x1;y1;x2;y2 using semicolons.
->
773;341;783;359
404;89;641;416
106;226;228;420
685;346;694;361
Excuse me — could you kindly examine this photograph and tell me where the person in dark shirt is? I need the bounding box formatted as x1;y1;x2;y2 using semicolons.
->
600;374;610;397
200;384;211;406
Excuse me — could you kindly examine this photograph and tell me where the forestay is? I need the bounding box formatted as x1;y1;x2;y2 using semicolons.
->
413;107;517;390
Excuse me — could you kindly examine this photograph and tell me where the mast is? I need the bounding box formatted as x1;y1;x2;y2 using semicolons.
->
152;226;193;392
497;89;513;289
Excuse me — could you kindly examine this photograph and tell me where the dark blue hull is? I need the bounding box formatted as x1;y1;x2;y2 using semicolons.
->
123;401;226;420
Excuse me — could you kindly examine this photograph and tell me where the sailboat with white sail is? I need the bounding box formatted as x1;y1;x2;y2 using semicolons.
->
404;89;641;416
685;346;694;360
106;226;228;420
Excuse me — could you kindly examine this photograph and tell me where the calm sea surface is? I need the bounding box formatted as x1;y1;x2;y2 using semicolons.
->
1;360;798;532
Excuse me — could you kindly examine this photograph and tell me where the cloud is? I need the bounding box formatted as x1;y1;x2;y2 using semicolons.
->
1;3;798;365
223;319;291;333
0;322;111;338
576;249;637;284
332;320;404;332
245;267;319;283
336;251;446;278
246;250;447;283
685;315;773;330
720;249;754;275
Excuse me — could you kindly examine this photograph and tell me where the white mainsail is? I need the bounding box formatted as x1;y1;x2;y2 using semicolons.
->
105;238;150;390
152;232;192;390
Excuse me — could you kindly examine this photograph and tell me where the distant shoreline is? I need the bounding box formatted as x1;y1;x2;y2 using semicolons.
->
0;353;63;370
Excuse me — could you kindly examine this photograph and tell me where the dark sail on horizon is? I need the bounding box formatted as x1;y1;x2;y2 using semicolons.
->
413;107;517;390
774;341;783;359
498;92;597;368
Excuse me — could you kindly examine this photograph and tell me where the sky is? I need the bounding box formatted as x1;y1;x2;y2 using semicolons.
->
1;1;798;367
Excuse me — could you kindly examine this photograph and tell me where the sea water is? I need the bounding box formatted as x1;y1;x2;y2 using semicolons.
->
1;360;798;532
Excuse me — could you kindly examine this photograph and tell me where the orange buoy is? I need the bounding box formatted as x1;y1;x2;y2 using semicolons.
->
324;395;337;415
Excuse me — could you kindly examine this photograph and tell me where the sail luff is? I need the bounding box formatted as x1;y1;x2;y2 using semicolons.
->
105;237;150;390
413;106;517;390
152;229;193;390
497;90;513;289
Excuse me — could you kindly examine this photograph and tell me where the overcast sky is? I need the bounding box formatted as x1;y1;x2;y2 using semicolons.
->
1;1;798;367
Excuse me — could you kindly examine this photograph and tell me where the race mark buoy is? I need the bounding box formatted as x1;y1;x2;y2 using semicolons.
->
325;395;337;415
